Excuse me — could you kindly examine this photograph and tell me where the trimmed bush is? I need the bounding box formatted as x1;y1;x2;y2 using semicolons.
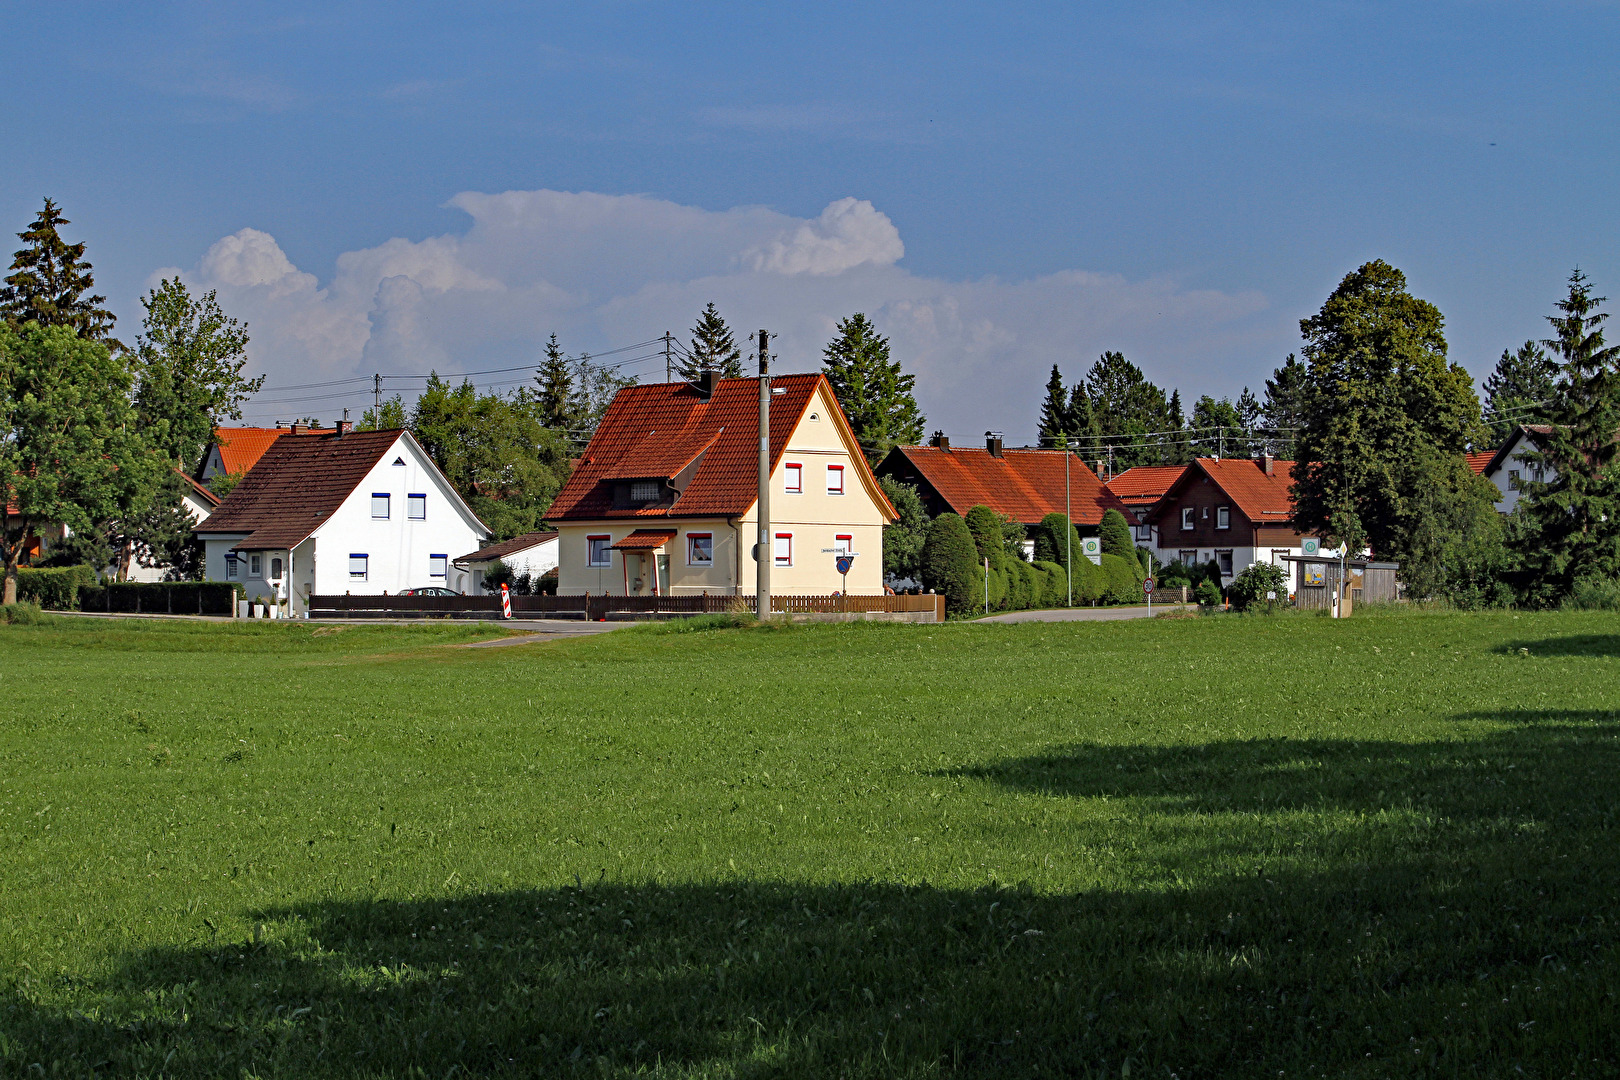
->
1033;513;1081;565
78;581;241;616
1099;508;1134;560
16;565;98;609
1195;578;1223;608
1101;552;1146;603
920;513;979;614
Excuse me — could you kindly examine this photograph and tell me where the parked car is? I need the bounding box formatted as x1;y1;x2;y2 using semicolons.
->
398;586;461;597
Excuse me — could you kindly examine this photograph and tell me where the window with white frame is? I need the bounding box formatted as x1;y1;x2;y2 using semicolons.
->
429;554;447;578
1216;506;1230;530
349;554;368;580
1178;550;1197;565
225;555;238;579
249;554;262;577
587;535;612;567
774;533;793;566
826;464;845;495
408;493;426;520
687;533;713;566
371;493;390;519
784;463;802;493
1216;550;1233;577
834;533;852;556
1181;507;1194;531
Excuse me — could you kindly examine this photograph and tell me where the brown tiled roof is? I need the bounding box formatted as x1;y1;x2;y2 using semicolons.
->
196;429;411;550
880;445;1136;526
548;373;896;521
1145;457;1297;524
1105;465;1188;506
457;530;558;563
611;529;678;550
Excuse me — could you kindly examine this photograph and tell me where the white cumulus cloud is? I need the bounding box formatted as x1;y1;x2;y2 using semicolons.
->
162;190;1276;439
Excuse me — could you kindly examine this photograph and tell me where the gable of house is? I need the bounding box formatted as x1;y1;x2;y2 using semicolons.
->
548;373;895;523
1143;457;1298;546
876;439;1135;527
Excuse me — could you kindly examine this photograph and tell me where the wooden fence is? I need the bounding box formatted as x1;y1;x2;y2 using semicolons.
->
309;592;944;622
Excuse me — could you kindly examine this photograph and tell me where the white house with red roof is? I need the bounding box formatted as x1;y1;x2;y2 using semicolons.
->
546;371;896;597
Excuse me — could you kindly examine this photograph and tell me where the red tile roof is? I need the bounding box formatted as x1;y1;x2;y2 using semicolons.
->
881;445;1136;526
1465;450;1494;475
611;529;678;550
196;429;421;550
1105;465;1189;506
210;427;301;475
1145;457;1296;524
178;470;221;508
547;374;896;521
457;530;558;563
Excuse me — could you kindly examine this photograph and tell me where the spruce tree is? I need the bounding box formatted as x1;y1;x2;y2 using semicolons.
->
1262;354;1308;456
1037;365;1070;447
1085;351;1172;469
0;198;122;351
534;333;576;429
1482;340;1558;446
1067;381;1098;446
1164;389;1190;464
677;303;742;380
1513;270;1620;601
821;313;925;463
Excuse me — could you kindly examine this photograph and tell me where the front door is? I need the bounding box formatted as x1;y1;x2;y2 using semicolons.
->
655;553;670;594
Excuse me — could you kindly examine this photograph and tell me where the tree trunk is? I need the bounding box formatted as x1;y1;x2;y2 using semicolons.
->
2;549;17;606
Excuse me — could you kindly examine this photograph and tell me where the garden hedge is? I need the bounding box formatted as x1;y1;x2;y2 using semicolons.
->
16;565;98;609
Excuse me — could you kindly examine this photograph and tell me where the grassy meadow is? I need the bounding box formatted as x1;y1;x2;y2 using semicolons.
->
0;610;1617;1078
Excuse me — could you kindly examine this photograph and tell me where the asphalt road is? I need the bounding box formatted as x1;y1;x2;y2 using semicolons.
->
979;604;1192;624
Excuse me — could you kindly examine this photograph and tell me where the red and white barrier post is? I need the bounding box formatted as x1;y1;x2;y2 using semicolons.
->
500;583;512;619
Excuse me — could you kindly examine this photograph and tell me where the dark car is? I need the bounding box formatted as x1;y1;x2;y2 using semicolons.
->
398;586;461;597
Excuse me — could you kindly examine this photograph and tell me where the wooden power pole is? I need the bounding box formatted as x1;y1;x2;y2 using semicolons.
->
756;329;771;618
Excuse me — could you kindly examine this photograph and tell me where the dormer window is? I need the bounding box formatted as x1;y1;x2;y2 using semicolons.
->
630;481;661;502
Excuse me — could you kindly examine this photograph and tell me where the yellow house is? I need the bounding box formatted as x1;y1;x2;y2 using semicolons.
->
547;371;896;596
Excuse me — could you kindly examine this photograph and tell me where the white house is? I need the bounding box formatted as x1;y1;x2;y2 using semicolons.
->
455;530;559;595
194;425;489;616
1477;425;1554;514
120;473;221;583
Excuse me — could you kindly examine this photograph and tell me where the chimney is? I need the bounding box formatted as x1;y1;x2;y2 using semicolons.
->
985;431;1004;458
292;421;316;435
695;368;717;400
333;409;352;438
1259;451;1275;476
930;431;951;451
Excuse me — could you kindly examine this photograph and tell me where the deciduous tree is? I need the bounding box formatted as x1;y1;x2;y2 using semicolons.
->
1290;260;1483;570
0;326;157;602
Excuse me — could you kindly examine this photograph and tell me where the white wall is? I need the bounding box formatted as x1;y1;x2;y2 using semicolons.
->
465;537;559;594
1482;431;1549;514
308;434;485;599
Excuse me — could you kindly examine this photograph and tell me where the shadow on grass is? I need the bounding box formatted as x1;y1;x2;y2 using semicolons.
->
1497;634;1620;658
6;715;1618;1078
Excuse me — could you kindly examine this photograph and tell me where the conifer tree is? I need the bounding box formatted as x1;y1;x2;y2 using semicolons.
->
0;198;122;351
1085;351;1173;469
676;303;742;380
1482;340;1558;446
534;333;576;429
1513;270;1620;601
1067;381;1098;446
1262;354;1308;456
1037;365;1070;446
821;313;925;463
1164;388;1190;464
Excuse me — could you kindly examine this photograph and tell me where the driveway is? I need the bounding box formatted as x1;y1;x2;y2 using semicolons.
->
979;604;1192;624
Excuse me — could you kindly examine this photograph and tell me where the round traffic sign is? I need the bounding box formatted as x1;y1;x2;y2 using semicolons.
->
1143;577;1154;593
835;554;855;576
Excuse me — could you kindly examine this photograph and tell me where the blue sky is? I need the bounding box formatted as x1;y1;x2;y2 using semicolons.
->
3;2;1615;439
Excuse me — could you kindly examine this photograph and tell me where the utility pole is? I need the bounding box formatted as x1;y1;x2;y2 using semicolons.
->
664;331;672;383
1065;448;1072;607
756;329;771;619
373;373;382;417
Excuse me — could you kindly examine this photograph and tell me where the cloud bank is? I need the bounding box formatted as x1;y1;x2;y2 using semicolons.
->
156;190;1277;440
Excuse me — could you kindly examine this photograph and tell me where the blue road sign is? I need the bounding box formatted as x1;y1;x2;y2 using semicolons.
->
835;554;855;576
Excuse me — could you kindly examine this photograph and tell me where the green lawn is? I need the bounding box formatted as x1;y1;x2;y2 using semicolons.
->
1;610;1616;1078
